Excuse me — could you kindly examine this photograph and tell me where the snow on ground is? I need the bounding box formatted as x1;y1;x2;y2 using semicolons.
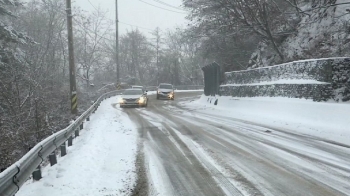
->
221;79;329;86
16;96;138;196
180;95;350;145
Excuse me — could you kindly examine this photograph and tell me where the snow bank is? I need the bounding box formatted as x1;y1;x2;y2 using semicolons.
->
221;79;329;86
182;95;350;145
16;96;138;196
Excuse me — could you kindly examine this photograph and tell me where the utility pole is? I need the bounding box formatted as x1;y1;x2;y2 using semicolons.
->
116;0;120;84
152;27;161;85
156;37;159;85
66;0;77;115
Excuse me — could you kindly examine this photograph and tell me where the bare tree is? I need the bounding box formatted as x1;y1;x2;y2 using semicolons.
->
184;0;299;65
74;7;113;88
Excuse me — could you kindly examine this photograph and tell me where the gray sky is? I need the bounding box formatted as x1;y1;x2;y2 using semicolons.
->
74;0;188;36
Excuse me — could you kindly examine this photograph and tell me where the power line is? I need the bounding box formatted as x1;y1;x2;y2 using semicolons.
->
87;0;98;11
86;0;154;33
152;0;185;11
119;21;153;32
138;0;187;14
55;8;115;42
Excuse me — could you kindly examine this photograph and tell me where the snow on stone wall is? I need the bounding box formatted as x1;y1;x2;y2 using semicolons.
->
220;84;333;102
221;58;350;101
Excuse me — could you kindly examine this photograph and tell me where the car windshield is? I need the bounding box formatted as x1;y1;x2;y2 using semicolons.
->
159;84;172;89
123;89;143;95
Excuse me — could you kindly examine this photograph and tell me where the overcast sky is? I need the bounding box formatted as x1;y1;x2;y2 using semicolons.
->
74;0;188;36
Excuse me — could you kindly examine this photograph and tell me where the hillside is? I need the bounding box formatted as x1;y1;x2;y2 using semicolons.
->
249;0;350;69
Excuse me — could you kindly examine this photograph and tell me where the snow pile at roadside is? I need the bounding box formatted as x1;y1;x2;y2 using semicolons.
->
221;79;329;86
16;96;138;196
181;95;350;145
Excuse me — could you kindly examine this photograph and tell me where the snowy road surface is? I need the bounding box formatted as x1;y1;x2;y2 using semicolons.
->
14;92;350;196
126;92;350;196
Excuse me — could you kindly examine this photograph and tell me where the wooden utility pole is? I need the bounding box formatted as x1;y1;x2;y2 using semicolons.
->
66;0;77;114
152;27;161;85
156;38;159;85
116;0;120;83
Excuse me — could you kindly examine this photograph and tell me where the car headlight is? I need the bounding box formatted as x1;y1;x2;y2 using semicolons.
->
118;98;125;104
138;97;145;103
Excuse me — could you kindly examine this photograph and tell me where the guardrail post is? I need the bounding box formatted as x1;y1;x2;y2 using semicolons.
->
68;135;73;146
87;116;90;121
32;165;42;181
80;123;83;130
75;128;79;137
49;152;57;166
61;142;67;157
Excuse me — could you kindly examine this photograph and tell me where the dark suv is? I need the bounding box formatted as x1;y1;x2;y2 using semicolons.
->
157;83;174;100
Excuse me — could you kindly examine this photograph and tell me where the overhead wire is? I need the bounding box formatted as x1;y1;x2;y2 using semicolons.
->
119;21;154;32
152;0;186;11
86;0;154;33
138;0;187;14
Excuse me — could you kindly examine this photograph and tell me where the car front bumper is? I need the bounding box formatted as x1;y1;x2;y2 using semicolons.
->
157;92;174;99
120;99;146;107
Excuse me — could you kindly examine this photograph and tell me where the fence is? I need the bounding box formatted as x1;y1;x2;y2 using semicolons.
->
146;85;204;91
0;90;122;196
202;62;221;96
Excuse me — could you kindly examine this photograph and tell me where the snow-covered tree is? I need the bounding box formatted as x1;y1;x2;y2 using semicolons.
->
0;0;33;169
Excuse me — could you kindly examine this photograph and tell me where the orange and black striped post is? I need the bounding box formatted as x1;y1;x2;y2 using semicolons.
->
71;91;77;114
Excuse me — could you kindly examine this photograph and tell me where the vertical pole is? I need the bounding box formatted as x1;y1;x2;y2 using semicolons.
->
75;128;80;137
116;0;120;83
156;28;159;85
68;135;73;146
49;152;57;166
66;0;77;115
32;166;42;181
61;142;67;157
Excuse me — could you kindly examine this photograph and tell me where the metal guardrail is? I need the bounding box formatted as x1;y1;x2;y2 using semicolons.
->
146;85;204;91
174;85;204;90
0;90;122;196
0;86;203;196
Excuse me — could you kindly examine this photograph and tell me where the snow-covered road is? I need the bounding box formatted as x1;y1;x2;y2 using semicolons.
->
126;92;350;196
15;92;350;196
16;96;138;196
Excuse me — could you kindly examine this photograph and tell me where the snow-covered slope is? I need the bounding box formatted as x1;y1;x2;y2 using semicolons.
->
249;0;350;68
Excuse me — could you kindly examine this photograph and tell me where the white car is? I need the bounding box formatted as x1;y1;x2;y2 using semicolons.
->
119;89;148;108
131;85;145;92
157;83;174;100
